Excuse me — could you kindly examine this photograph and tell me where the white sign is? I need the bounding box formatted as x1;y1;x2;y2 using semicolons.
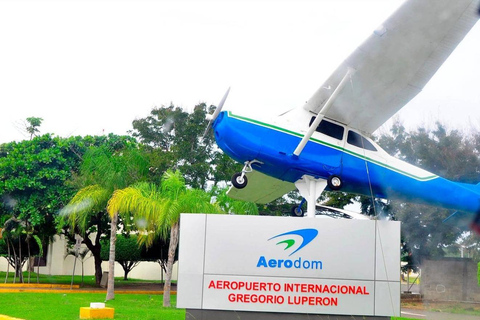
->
177;214;400;317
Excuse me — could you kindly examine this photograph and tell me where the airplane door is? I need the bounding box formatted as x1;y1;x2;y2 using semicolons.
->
309;118;345;174
342;129;388;197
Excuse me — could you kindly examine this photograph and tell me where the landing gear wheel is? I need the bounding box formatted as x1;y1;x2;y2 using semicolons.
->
327;175;342;190
232;172;248;189
291;206;304;217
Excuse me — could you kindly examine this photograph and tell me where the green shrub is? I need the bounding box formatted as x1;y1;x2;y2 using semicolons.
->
478;262;480;286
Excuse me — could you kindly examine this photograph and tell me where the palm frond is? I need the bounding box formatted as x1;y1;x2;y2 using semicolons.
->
161;170;186;199
59;185;111;233
214;188;259;215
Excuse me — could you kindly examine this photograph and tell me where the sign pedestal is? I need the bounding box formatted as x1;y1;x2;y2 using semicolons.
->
178;214;400;318
186;309;389;320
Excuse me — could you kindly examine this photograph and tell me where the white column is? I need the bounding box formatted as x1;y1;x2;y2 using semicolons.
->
294;175;327;218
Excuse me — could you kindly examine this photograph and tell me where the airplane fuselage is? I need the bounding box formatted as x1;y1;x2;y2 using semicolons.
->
213;110;480;216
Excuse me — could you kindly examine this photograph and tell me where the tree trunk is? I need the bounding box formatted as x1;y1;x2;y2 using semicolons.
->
121;262;130;281
82;234;102;286
81;261;85;286
36;259;40;284
10;239;18;283
4;239;11;283
18;238;23;283
106;213;118;301
27;238;31;284
163;222;179;307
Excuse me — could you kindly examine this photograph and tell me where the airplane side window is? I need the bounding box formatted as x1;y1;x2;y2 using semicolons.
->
309;117;344;140
347;131;377;151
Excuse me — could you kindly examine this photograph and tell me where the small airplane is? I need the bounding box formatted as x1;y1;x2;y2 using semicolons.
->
206;0;480;232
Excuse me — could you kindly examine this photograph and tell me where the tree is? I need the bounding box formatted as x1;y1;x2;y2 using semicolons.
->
100;234;142;280
0;133;135;279
60;143;150;293
377;122;480;264
0;217;41;283
140;238;173;283
25;117;43;140
65;247;91;286
131;103;241;189
107;171;225;306
1;135;78;252
325;121;480;267
0;134;112;282
213;187;258;215
60;184;111;287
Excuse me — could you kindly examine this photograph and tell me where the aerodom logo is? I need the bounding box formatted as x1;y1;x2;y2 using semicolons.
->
256;228;323;270
269;229;318;256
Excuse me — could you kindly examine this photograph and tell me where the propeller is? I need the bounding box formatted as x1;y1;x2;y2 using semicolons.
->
202;87;231;138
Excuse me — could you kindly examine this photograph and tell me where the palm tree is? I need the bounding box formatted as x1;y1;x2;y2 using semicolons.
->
65;247;91;286
107;170;223;307
61;145;149;300
61;184;111;287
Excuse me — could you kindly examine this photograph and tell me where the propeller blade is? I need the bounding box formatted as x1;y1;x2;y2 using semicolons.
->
203;87;231;138
210;87;230;122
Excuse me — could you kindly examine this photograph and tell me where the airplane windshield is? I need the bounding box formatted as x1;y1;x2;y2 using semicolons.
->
309;117;344;140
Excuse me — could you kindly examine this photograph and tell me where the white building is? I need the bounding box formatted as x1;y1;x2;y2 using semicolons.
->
0;234;178;282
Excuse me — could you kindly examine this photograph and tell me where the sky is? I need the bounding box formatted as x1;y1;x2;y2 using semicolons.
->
0;0;479;144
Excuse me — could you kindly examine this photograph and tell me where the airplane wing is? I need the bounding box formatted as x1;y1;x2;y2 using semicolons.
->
227;170;295;204
304;0;479;134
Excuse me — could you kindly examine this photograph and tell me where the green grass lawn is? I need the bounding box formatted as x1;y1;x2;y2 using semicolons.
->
0;292;185;320
0;272;424;320
0;292;419;320
0;292;421;320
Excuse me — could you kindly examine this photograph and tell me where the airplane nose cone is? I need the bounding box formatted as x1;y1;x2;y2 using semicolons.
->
212;111;225;128
212;111;226;141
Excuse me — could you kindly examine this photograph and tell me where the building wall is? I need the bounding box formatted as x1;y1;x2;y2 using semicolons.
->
421;258;480;302
0;234;178;281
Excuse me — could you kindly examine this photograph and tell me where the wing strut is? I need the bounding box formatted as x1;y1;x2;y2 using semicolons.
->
293;68;355;156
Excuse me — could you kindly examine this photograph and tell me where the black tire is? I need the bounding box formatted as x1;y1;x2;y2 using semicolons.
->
327;175;342;190
291;206;304;217
232;172;248;189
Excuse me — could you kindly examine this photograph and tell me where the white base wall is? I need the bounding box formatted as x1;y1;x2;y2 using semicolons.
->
0;234;178;281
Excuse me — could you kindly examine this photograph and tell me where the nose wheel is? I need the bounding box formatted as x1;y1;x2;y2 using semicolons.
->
327;175;343;190
232;172;248;189
231;160;263;189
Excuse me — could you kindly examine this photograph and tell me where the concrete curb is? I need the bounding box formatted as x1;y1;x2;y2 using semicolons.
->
0;315;24;320
0;288;176;295
0;283;79;289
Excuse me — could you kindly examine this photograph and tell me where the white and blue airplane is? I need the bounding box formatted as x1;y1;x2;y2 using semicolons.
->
206;0;480;232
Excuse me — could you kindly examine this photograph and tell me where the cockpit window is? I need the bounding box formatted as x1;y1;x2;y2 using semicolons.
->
309;117;344;140
347;131;377;151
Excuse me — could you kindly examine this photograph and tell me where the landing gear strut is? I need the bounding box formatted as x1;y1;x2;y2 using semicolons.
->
291;198;306;217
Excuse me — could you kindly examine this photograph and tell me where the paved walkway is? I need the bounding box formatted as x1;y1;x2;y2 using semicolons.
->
401;308;480;320
401;283;420;294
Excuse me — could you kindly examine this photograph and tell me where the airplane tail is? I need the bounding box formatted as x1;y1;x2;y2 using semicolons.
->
470;212;480;235
455;181;480;194
444;210;480;235
454;182;480;234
